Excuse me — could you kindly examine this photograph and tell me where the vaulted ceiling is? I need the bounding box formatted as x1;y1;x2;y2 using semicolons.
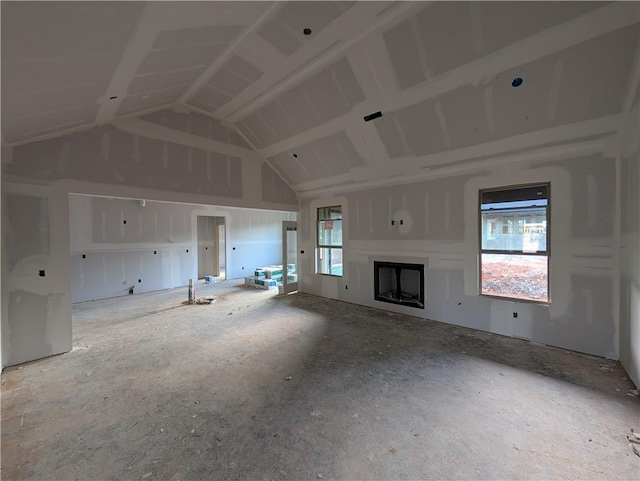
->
2;1;639;197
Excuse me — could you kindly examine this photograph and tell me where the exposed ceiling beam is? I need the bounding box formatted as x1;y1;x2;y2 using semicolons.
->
221;1;422;123
95;2;162;124
297;137;608;199
178;1;283;106
253;2;638;162
293;114;621;195
113;117;252;158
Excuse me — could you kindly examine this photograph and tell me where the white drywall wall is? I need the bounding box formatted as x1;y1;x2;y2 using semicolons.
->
69;194;296;303
2;185;72;367
619;87;640;387
298;152;619;360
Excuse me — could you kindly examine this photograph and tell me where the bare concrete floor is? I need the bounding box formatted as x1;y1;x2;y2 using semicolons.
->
2;280;639;480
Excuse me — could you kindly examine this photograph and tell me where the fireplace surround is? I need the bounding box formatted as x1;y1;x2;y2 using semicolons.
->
374;261;425;309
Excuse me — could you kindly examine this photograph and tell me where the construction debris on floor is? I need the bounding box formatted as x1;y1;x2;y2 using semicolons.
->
245;264;296;290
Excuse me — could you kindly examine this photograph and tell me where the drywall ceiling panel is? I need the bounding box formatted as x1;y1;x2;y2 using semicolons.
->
140;109;250;149
479;1;607;55
128;67;205;95
492;24;639;139
137;45;225;75
374;114;410;159
268;157;298;185
268;131;363;184
117;87;184;116
189;85;233;112
257;1;355;56
398;100;449;156
153;25;244;50
207;65;256;98
242;57;365;147
382;17;428;90
1;1;144;143
385;2;475;89
272;86;320;135
438;85;491;150
223;54;264;85
191;55;264;112
302;57;365;121
553;25;639;126
490;60;555;139
3;109;95;145
376;98;447;159
261;162;298;205
236;116;272;149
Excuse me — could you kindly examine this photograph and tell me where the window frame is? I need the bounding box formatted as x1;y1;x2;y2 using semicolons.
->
316;205;343;277
478;182;551;304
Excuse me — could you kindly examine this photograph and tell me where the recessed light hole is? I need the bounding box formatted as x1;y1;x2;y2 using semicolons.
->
303;28;312;36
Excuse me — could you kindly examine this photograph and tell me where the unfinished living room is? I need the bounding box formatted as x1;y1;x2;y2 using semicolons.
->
2;1;639;480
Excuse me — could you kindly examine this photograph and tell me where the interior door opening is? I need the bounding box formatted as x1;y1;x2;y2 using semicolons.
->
282;221;298;294
197;216;226;282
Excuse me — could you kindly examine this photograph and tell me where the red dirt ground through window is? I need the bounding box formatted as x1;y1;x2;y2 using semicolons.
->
481;254;548;301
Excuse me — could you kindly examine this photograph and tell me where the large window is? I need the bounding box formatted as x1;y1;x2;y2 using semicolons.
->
479;184;549;302
317;206;343;276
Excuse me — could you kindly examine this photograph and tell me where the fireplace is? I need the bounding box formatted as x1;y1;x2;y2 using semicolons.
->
374;261;425;309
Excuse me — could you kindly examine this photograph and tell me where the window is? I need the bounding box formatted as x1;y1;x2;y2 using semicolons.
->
317;206;343;276
479;184;549;302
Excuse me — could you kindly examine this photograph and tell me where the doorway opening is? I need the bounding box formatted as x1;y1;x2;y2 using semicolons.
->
197;216;226;282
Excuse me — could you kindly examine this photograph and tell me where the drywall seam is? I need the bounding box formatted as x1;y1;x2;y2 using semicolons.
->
345;124;384;165
359;33;399;97
231;122;297;195
345;43;383;100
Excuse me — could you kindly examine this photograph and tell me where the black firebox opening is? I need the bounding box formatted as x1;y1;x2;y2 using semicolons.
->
374;261;424;309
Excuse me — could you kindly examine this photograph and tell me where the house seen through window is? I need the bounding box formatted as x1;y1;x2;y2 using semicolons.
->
480;184;549;302
317;206;343;276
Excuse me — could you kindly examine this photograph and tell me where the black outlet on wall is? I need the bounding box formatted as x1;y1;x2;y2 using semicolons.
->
39;270;45;277
513;312;518;318
233;247;236;250
186;249;189;253
82;254;86;259
123;220;127;224
138;279;142;283
154;251;157;254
